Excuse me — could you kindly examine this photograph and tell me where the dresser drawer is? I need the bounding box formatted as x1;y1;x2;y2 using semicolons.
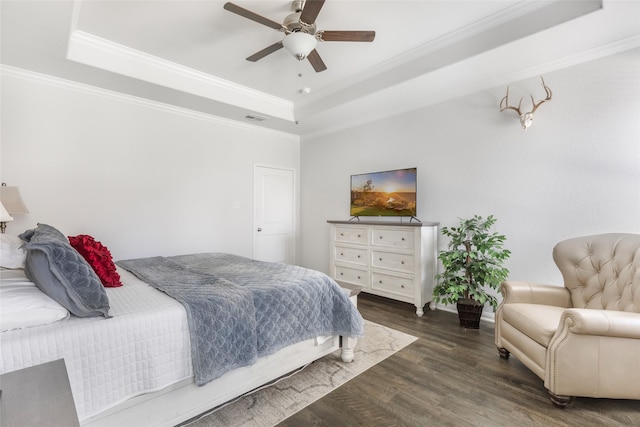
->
371;272;414;298
335;226;368;245
334;265;368;287
371;250;414;273
371;228;414;249
335;245;368;266
329;220;438;317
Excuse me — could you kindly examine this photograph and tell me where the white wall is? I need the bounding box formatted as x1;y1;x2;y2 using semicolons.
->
300;48;640;312
2;48;638;311
0;69;300;260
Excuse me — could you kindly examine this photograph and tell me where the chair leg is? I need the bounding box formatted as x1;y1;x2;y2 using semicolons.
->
497;347;510;359
548;391;574;408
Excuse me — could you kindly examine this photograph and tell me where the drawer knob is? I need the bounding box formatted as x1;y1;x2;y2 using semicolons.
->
379;257;382;261
340;252;344;256
401;285;405;288
401;261;405;265
401;237;405;241
340;272;344;276
357;276;361;279
340;233;344;236
357;255;361;258
358;234;361;237
379;236;383;239
379;280;383;284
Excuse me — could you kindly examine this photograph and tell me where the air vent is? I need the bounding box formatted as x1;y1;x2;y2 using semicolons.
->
245;114;266;122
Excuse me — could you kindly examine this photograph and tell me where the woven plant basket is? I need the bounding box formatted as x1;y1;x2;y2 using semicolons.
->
456;299;484;329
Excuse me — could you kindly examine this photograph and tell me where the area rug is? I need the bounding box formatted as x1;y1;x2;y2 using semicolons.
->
181;320;417;427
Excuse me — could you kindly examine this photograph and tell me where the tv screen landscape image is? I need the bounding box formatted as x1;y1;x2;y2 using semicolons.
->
350;167;417;217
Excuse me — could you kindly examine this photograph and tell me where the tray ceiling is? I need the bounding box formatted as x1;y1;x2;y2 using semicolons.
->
1;1;639;139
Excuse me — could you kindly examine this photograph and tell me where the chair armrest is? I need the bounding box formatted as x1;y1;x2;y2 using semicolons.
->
559;309;640;339
500;281;572;307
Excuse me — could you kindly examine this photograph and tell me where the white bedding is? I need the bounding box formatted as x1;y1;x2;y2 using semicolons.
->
0;267;193;421
0;269;70;331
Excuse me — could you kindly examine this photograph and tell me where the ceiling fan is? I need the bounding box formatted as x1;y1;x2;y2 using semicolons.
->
223;0;375;72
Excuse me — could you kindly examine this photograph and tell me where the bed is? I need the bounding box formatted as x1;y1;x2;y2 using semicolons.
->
0;225;363;426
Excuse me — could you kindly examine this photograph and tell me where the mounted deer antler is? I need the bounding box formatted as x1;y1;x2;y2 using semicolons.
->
500;76;552;130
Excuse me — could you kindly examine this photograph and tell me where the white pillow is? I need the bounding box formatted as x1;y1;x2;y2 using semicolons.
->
0;234;27;269
0;269;70;332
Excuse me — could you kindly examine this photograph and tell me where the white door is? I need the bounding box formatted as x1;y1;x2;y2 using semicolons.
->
253;165;295;264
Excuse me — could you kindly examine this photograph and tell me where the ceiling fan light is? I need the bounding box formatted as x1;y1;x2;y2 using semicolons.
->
282;32;317;61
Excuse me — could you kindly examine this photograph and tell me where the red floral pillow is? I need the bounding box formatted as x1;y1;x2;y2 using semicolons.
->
68;235;122;288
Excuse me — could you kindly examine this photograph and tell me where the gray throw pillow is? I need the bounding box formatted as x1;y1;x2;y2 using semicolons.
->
20;224;110;318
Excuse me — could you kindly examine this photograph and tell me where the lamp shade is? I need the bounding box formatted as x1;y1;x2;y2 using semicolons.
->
0;202;14;223
282;32;317;60
0;185;29;214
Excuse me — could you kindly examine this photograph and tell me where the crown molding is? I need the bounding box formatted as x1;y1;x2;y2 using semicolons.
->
0;65;299;140
296;1;599;110
66;30;295;122
300;35;640;142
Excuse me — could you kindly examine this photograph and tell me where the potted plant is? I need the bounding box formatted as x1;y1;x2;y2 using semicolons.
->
433;215;511;329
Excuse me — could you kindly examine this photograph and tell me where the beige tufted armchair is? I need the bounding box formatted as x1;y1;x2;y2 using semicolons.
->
495;233;640;407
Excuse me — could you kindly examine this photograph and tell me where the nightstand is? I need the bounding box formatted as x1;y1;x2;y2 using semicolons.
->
0;359;80;427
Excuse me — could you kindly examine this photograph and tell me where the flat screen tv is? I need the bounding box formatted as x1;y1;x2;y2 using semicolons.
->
350;167;417;218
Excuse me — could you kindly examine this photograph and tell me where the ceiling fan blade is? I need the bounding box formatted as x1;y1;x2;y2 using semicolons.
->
299;0;325;25
246;41;284;62
307;49;327;72
224;2;284;30
319;30;376;42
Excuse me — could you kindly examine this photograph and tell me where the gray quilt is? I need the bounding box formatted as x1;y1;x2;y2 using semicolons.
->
117;253;363;386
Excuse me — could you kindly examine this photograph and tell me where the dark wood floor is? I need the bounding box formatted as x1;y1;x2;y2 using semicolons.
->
278;294;640;427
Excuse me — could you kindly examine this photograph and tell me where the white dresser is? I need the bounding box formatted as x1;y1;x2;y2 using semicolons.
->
327;220;439;316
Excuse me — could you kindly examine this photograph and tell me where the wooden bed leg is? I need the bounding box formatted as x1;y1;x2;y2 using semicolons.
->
341;336;357;363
